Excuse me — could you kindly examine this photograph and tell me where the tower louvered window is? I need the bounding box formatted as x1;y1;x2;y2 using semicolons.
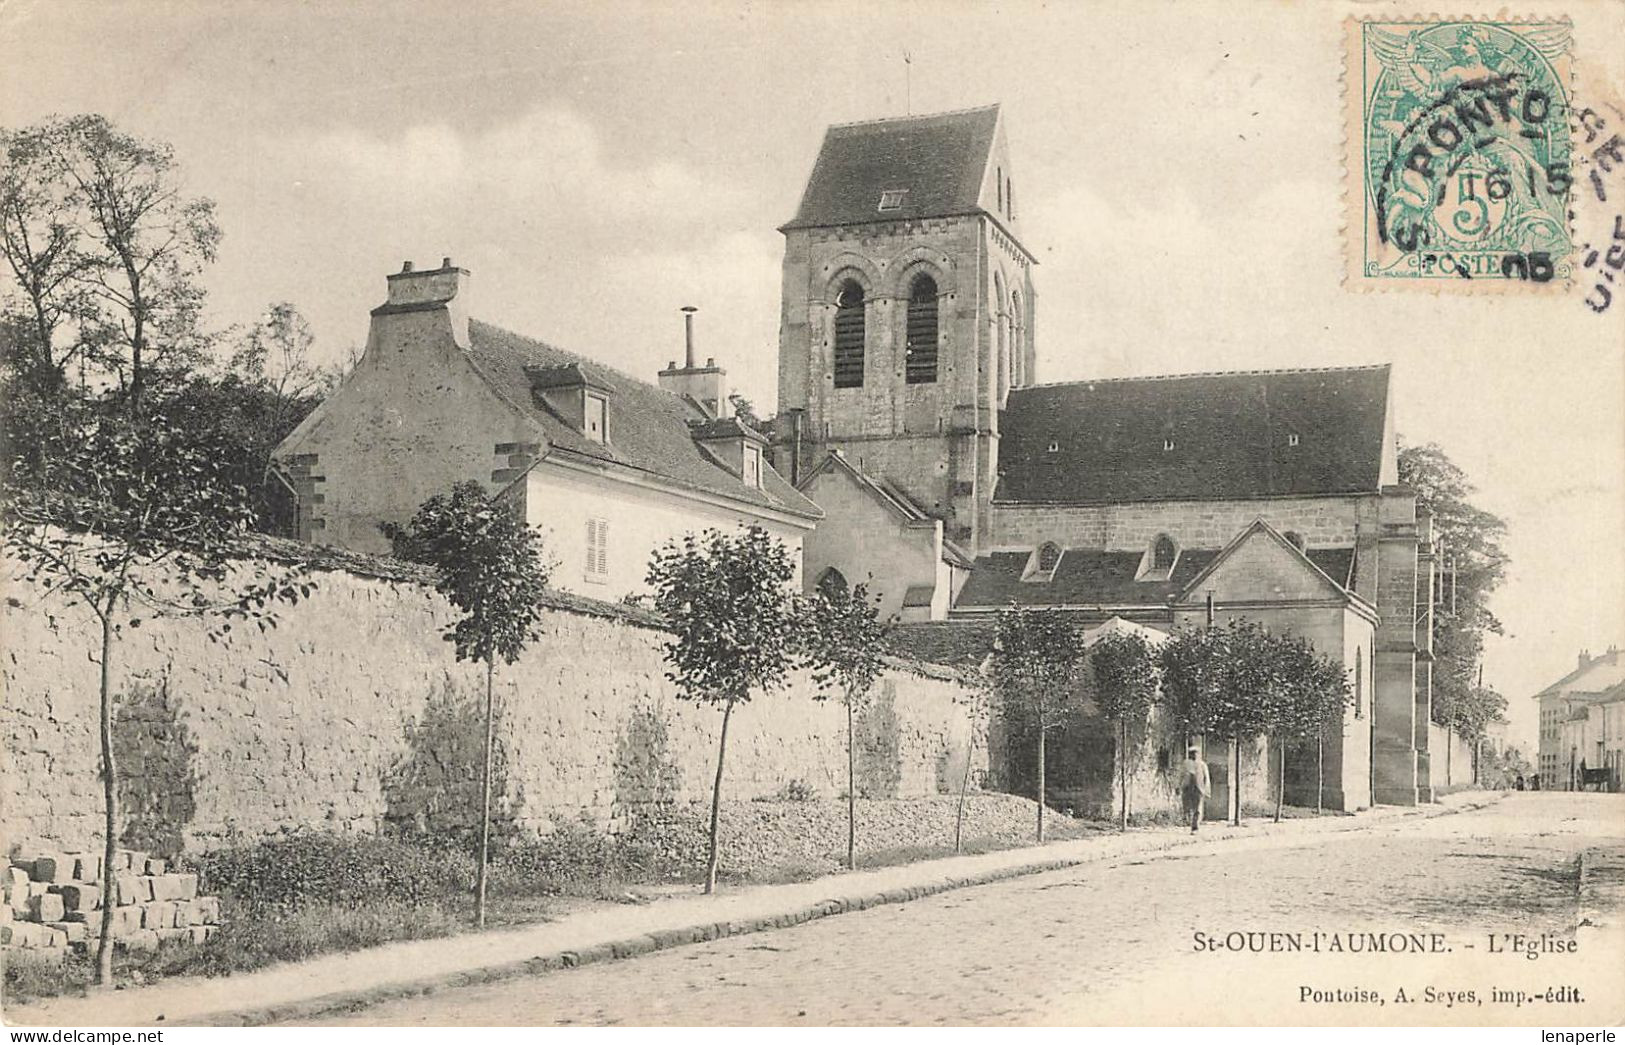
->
833;281;865;388
906;273;939;384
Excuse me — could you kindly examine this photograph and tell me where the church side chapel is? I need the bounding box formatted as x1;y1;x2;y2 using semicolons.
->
769;105;1437;814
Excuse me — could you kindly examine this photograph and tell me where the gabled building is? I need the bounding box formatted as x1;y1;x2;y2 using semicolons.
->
1532;648;1625;789
774;105;1438;809
274;261;820;599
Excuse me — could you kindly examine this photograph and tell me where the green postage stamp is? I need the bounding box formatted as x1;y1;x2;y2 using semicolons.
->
1345;19;1574;287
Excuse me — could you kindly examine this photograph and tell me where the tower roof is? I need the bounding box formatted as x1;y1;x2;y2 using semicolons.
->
782;105;1002;231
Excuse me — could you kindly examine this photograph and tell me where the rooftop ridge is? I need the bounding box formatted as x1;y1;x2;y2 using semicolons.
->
826;103;1000;131
1011;362;1392;391
469;318;684;404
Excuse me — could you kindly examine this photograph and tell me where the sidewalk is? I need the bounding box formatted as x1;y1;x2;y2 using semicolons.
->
4;791;1501;1027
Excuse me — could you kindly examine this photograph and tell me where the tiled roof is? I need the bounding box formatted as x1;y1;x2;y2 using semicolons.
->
996;366;1392;503
782;106;1000;231
953;545;1355;609
1533;650;1624;698
465;321;819;519
887;620;997;667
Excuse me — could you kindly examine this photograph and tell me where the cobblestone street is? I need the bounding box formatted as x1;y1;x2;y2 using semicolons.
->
305;794;1625;1026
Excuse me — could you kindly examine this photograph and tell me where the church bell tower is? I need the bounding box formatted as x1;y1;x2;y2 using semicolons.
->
772;104;1037;556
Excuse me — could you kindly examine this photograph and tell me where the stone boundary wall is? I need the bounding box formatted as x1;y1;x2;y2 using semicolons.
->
1428;723;1477;789
1;548;981;856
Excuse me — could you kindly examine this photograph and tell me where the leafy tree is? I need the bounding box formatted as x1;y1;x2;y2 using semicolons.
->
803;580;888;869
1089;630;1160;831
1;398;310;986
2;115;221;407
992;606;1087;841
1259;634;1350;821
381;482;551;927
1398;442;1509;731
1159;619;1275;826
646;525;800;893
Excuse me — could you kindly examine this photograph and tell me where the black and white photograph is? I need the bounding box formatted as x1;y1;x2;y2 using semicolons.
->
1;0;1622;1031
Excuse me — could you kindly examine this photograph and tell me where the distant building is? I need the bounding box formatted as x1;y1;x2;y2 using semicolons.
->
273;262;819;600
772;105;1438;811
1533;648;1625;790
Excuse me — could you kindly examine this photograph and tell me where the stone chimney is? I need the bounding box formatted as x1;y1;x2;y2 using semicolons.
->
657;306;728;418
378;257;471;348
1579;649;1593;670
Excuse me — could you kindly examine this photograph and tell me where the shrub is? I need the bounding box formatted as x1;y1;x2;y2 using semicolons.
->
195;831;476;908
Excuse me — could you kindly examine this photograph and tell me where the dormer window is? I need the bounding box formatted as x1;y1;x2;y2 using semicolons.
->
585;392;607;444
877;189;908;212
1137;534;1180;581
1047;440;1060;453
1023;541;1063;582
1163;437;1176;452
1288;433;1301;447
743;443;762;489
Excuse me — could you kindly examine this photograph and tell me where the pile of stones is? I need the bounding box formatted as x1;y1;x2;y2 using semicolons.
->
1;849;221;954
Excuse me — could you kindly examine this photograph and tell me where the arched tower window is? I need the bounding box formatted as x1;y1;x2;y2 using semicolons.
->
905;273;939;385
1010;291;1024;387
816;567;849;599
1153;535;1178;571
993;272;1009;406
832;281;865;388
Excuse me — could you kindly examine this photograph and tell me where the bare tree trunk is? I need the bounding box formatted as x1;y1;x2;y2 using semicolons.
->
1036;722;1047;843
954;731;974;853
1231;735;1242;826
95;611;117;988
1274;738;1285;823
1316;734;1324;815
704;699;735;894
474;656;494;928
1119;718;1129;832
846;696;856;871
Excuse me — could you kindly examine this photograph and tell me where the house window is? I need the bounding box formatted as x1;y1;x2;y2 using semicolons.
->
584;517;608;582
585;392;607;443
817;567;848;599
1023;541;1063;581
905;273;939;384
833;281;865;388
1152;535;1177;572
877;189;907;212
743;444;762;489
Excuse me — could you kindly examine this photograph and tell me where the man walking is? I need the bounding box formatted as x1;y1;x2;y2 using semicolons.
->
1181;745;1211;833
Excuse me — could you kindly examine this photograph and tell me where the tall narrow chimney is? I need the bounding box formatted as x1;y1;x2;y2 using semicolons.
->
681;305;698;369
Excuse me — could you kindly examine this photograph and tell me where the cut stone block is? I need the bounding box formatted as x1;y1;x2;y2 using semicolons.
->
41;926;67;948
152;873;197;901
140;902;175;930
144;858;167;875
31;855;71;883
48;920;86;944
113;906;143;936
114;874;141;906
0;903;10;925
187;924;211;945
118;928;159;952
29;893;65;923
72;854;103;883
196;896;221;924
2;867;25;898
118;850;148;873
154;926;188;944
51;884;100;912
61;911;91;924
170;900;196;927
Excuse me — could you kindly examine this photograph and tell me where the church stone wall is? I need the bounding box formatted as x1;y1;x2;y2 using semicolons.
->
989;494;1369;553
1;554;979;857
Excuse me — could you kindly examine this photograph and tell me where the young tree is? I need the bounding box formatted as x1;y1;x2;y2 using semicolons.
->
1159;620;1274;826
1261;634;1350;821
803;580;888;870
646;525;800;893
381;482;551;928
992;606;1087;842
1089;630;1160;831
954;659;994;854
1;399;310;986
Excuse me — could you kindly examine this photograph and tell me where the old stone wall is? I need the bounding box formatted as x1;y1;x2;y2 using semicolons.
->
990;494;1368;554
1;554;980;857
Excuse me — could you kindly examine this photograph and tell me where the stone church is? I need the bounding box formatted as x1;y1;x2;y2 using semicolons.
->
770;105;1438;811
272;102;1439;814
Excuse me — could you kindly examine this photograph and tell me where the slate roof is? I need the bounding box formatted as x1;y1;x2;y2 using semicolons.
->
782;106;1000;231
886;620;997;667
996;365;1392;504
953;545;1356;609
465;321;819;518
1533;649;1624;698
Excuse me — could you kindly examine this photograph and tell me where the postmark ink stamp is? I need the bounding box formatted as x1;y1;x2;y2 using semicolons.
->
1345;19;1575;287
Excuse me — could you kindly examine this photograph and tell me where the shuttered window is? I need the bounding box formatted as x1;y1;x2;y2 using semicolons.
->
833;281;865;388
585;518;609;582
906;273;939;384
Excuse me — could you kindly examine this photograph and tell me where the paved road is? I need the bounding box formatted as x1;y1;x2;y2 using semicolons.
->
306;794;1625;1026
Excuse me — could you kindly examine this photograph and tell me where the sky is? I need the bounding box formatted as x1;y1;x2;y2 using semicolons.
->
4;0;1622;749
